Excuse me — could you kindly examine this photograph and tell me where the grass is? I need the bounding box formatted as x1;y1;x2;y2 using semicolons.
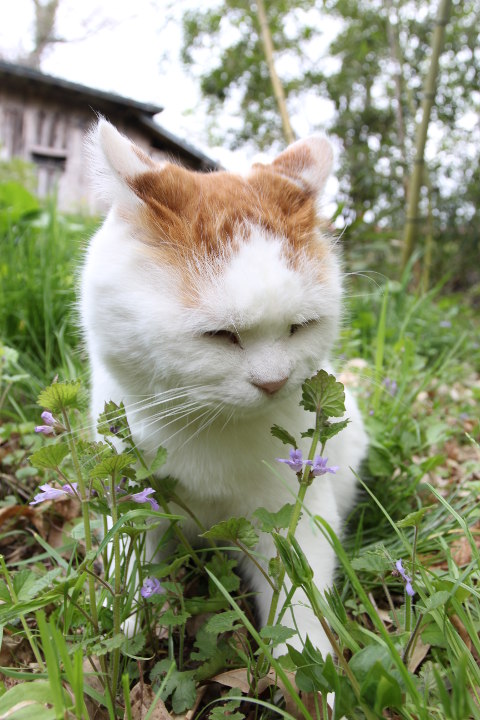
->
0;185;479;719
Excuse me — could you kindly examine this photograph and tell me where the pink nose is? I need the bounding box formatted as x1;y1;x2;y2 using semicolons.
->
252;377;288;395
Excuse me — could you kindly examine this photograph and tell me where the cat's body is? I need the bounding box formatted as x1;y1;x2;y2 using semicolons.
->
80;120;368;658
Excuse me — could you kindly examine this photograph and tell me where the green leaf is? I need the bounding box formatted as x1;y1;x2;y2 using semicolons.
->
201;517;259;550
270;424;298;448
136;446;168;481
89;452;136;480
320;418;350;444
204;610;241;635
76;439;111;474
420;590;453;613
0;680;60;719
121;631;145;658
30;443;69;469
206;555;241;594
159;608;191;627
37;380;83;413
397;505;435;528
300;369;346;418
351;546;391;575
89;633;126;657
151;660;197;714
191;623;227;662
259;624;296;646
253;504;295;532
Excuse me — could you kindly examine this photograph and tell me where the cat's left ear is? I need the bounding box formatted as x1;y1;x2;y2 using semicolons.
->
269;136;334;198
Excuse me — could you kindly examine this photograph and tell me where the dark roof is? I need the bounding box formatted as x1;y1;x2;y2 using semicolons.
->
0;60;218;171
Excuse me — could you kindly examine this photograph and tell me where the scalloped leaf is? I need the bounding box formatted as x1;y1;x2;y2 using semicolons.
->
253;503;295;532
30;443;69;469
37;380;84;413
201;517;259;550
89;452;136;479
300;369;346;418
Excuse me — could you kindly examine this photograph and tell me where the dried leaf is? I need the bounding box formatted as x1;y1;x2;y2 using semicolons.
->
127;682;173;720
211;667;300;717
407;637;431;673
301;691;333;719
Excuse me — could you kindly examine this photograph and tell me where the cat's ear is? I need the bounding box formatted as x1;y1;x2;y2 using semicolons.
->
270;136;334;198
87;118;158;206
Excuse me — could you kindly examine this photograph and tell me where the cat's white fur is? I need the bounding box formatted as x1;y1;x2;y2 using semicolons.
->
80;120;368;658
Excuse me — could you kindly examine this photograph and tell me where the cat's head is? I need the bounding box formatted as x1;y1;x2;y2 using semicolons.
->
83;120;342;416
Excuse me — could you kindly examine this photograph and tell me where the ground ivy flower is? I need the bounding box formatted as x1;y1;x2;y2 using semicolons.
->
140;576;164;598
35;410;66;435
394;559;415;597
30;482;79;505
383;378;398;396
306;456;339;476
276;448;304;473
130;487;160;511
35;423;55;435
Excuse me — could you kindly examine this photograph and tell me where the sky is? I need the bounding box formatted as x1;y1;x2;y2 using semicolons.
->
0;0;342;189
0;0;321;173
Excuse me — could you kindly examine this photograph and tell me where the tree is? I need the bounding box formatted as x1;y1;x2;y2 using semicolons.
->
180;0;479;287
180;0;321;149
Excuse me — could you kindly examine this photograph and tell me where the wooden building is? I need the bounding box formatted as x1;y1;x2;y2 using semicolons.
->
0;60;217;212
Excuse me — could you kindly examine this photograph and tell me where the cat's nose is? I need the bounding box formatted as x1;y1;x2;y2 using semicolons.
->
252;377;288;395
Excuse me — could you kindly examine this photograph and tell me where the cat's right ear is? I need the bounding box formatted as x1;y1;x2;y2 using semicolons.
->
86;118;158;206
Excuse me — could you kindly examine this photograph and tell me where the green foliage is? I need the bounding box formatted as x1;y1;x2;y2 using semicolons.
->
180;0;480;289
202;516;259;549
1;200;480;718
0;184;96;417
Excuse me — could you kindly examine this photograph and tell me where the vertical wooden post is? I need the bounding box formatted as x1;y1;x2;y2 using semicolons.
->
256;0;295;145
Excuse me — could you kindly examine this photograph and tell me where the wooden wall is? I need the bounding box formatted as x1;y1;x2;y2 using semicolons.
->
0;87;169;213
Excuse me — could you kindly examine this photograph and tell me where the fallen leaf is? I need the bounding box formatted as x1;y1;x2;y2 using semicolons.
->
210;666;322;718
302;691;333;719
127;682;172;720
407;637;431;673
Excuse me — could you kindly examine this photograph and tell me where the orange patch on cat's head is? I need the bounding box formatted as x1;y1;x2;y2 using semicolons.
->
128;161;330;286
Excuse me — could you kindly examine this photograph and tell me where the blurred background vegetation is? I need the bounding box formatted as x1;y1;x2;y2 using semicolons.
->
179;0;479;295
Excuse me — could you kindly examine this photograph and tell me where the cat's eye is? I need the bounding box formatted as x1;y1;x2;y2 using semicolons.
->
204;329;240;346
289;319;318;336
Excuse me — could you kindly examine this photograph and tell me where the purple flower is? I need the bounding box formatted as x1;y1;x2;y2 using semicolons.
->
306;456;339;476
35;424;55;435
395;559;415;597
35;410;65;435
276;448;304;473
383;378;398;396
140;577;164;598
130;487;160;511
30;483;79;505
439;320;452;328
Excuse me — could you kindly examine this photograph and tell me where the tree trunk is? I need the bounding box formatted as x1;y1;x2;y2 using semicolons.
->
401;0;452;270
256;0;295;145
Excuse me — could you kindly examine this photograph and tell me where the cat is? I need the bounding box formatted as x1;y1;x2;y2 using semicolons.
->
80;119;368;658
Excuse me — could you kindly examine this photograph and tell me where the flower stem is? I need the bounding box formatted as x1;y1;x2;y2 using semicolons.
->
267;420;324;628
61;409;99;632
109;471;122;696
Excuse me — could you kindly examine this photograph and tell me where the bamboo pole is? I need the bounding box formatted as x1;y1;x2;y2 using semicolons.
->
401;0;452;270
256;0;295;145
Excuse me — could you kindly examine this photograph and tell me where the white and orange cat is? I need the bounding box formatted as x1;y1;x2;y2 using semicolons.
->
80;119;367;658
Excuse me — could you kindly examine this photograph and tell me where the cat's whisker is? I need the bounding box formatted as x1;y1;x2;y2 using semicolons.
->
66;387;207;440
